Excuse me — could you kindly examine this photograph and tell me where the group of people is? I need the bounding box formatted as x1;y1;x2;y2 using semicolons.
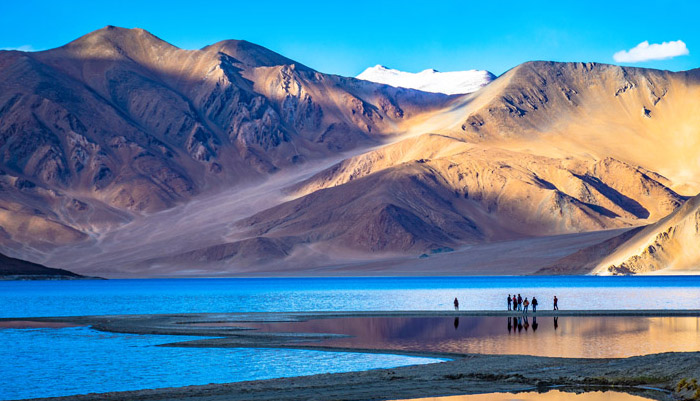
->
507;294;559;313
452;295;559;312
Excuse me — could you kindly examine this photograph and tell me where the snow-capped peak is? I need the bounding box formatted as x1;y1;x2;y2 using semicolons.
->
356;64;495;95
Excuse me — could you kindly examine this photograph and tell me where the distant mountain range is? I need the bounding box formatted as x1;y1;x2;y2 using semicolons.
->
356;65;495;95
1;26;699;277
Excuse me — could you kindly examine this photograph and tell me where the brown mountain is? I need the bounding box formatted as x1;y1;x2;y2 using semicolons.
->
539;193;700;275
0;26;446;262
1;27;699;277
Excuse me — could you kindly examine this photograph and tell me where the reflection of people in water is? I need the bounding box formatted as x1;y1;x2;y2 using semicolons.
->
507;317;512;333
523;316;529;331
554;316;559;330
454;297;459;310
454;317;459;330
532;316;538;332
517;317;523;332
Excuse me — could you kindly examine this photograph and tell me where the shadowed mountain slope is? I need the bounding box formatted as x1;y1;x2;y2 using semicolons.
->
538;193;700;275
592;193;700;275
0;251;85;279
0;26;447;261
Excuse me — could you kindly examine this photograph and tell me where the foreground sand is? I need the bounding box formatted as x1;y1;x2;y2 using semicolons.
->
7;311;700;401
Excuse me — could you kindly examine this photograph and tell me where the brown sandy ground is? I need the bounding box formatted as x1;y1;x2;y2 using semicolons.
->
5;311;699;401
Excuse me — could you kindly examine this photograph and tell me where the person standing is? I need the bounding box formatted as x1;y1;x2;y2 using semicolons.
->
512;294;517;311
454;297;459;311
523;297;530;314
532;297;538;313
507;294;512;311
553;295;559;310
517;294;523;311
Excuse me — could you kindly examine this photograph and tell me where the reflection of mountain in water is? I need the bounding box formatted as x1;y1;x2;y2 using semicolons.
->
242;316;700;358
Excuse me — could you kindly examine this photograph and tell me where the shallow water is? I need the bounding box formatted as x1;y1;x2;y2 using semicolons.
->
1;276;699;318
235;315;700;358
393;389;663;400
0;326;443;400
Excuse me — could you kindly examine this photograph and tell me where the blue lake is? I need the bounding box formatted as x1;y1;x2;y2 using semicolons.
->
0;326;442;400
1;276;699;318
1;276;698;400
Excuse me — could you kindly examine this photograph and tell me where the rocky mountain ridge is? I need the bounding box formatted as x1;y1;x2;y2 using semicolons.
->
1;27;699;276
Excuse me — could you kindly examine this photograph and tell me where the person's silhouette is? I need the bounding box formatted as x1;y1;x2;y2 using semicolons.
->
507;317;512;333
454;317;459;330
532;316;538;332
554;316;559;330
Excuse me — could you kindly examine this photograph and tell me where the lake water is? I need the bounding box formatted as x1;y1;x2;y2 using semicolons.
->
1;276;699;318
236;315;700;358
1;276;698;400
0;326;443;400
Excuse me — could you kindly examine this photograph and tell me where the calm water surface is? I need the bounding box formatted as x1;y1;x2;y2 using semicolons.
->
0;326;442;400
237;315;700;358
1;276;699;318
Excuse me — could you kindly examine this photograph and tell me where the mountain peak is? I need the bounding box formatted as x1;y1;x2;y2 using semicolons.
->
202;39;311;70
357;65;495;95
57;25;177;56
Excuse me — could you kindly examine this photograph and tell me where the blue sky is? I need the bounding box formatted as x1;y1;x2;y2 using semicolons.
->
1;0;697;76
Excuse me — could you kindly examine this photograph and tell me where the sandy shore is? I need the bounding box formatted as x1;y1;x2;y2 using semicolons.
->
5;310;700;401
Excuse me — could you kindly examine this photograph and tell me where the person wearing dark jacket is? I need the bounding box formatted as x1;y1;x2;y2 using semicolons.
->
532;297;538;312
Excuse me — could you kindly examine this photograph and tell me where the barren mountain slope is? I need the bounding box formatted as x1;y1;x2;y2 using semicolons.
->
2;27;699;276
0;26;447;259
453;62;700;194
224;62;699;272
590;193;700;275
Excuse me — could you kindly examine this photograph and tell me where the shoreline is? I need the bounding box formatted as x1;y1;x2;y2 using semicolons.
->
6;311;700;401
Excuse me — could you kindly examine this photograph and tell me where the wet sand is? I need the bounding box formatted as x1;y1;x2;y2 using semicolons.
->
5;310;699;401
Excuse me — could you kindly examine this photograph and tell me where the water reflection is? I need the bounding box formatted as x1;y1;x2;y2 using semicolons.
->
239;316;700;358
392;389;658;400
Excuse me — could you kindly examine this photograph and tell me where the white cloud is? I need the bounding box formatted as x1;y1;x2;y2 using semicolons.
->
613;40;689;63
0;45;36;52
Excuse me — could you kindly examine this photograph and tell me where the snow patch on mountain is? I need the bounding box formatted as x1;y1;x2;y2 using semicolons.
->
356;65;495;95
